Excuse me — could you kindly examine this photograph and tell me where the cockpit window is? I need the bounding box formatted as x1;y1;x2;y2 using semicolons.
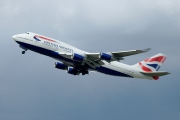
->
26;32;29;34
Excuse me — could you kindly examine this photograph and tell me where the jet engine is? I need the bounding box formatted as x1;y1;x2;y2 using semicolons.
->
100;52;113;61
54;62;67;70
67;67;79;75
71;53;85;61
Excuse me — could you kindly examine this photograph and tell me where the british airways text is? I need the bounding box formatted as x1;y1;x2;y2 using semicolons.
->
43;41;73;53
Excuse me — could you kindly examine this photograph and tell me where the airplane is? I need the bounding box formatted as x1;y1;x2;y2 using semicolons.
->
12;32;170;80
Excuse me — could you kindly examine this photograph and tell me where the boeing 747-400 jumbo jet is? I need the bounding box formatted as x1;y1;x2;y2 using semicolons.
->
12;32;170;80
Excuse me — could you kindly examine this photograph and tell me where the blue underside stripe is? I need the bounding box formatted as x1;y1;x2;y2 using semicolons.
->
95;66;132;77
17;42;132;78
17;41;75;63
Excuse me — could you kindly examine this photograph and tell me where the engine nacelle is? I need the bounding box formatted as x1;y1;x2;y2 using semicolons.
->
71;53;84;61
67;67;79;75
100;52;113;61
54;62;67;70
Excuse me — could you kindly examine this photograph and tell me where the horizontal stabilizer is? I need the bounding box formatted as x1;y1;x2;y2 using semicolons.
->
140;71;170;76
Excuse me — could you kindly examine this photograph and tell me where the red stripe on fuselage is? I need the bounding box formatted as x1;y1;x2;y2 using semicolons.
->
35;35;57;43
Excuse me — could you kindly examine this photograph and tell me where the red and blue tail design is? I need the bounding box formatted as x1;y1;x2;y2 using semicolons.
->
133;53;167;80
139;53;166;72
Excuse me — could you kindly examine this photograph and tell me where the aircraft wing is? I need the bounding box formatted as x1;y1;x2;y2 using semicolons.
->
85;48;151;61
56;48;151;69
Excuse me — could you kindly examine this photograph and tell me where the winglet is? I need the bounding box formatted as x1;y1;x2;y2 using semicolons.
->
142;48;151;52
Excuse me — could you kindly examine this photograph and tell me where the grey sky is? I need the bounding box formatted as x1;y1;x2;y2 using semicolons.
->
0;0;180;120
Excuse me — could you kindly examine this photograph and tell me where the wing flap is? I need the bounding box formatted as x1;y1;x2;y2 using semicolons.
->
140;71;170;76
85;53;100;60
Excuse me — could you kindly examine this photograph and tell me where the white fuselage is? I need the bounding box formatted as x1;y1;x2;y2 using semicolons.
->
12;32;153;80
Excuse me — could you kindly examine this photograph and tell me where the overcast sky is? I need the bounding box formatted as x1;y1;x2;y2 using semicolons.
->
0;0;180;120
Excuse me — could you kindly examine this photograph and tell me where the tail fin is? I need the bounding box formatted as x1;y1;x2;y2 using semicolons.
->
133;53;168;80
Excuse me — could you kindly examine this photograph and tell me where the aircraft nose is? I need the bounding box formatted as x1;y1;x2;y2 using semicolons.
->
12;35;17;41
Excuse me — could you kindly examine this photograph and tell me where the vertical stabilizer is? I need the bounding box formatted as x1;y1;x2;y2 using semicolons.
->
133;53;167;80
